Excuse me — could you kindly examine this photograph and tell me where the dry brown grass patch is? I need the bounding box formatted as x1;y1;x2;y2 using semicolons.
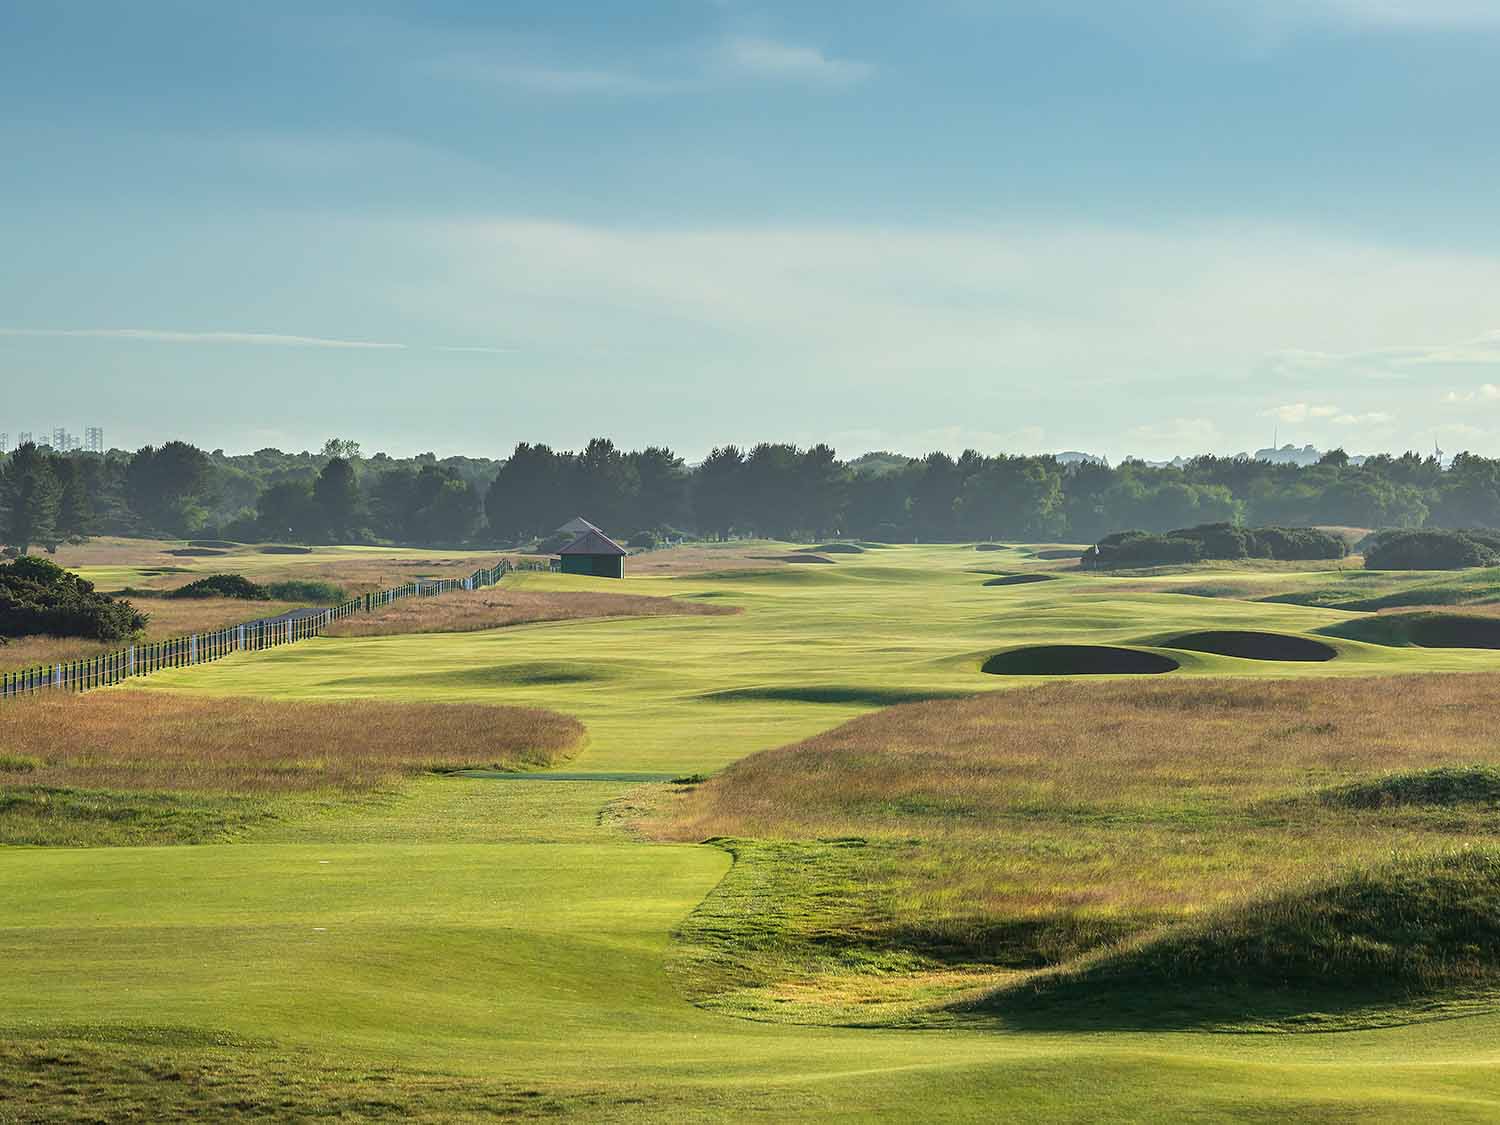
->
662;675;1500;839
651;673;1500;996
0;692;584;793
324;587;739;637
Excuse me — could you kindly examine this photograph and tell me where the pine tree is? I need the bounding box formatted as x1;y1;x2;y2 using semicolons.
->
0;443;62;553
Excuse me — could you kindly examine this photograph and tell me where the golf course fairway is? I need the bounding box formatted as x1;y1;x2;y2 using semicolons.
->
6;544;1500;1120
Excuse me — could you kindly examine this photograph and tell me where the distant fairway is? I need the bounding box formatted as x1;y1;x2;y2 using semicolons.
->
123;545;1500;775
7;543;1500;1119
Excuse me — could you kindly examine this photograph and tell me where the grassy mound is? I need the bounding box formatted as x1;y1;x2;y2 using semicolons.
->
975;543;1009;552
808;543;865;554
982;645;1178;676
165;548;228;557
257;545;312;555
1319;766;1500;810
1029;549;1084;560
1322;611;1500;649
1163;630;1336;663
970;849;1500;1030
982;574;1055;587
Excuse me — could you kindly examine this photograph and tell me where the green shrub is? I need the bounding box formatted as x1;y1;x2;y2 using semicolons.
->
0;556;146;640
1365;530;1498;571
628;530;659;549
1249;526;1349;560
265;579;345;603
165;574;270;601
1082;533;1202;569
1083;524;1347;569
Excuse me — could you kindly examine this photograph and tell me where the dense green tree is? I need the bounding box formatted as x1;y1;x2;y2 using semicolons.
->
125;441;214;536
255;480;321;541
0;443;62;553
628;446;690;532
51;455;94;540
485;443;570;541
694;446;746;539
407;465;480;543
313;456;361;540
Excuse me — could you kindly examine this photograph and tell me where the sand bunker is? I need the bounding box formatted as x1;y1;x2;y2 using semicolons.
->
982;645;1179;676
1164;631;1336;662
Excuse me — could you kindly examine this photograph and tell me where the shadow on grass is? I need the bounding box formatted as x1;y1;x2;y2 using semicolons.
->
1163;630;1337;662
335;662;619;690
982;574;1056;588
982;646;1179;676
700;686;972;706
1321;611;1500;649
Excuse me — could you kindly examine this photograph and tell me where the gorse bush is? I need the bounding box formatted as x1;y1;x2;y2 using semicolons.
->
1082;523;1347;569
165;574;270;601
265;579;345;603
1364;529;1500;570
0;555;146;640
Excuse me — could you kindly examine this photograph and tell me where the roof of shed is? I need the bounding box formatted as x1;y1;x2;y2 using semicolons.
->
555;516;603;536
558;529;627;556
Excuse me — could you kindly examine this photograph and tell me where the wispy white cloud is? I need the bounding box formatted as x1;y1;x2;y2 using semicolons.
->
1443;383;1500;403
714;36;873;86
1332;411;1394;425
430;35;872;97
0;327;405;349
1312;0;1500;29
1264;402;1340;424
1266;330;1500;380
0;328;519;354
431;55;670;95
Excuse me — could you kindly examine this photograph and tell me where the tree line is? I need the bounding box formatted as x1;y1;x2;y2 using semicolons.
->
5;436;1500;552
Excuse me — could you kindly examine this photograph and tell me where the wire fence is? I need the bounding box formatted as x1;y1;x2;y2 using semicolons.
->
1;555;555;701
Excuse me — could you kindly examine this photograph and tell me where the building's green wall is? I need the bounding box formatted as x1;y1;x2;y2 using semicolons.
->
561;554;623;578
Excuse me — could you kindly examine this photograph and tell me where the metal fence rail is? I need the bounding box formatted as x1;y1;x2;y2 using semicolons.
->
1;555;554;701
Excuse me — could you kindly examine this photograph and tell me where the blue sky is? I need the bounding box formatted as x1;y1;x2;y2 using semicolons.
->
3;1;1499;460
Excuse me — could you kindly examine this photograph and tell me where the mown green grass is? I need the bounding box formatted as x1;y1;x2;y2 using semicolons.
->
7;788;1500;1121
8;544;1500;1119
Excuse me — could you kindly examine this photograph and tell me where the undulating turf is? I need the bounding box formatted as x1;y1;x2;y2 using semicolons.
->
8;543;1500;1119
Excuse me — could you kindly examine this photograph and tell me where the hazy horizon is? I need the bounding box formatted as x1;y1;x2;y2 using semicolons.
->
5;2;1499;460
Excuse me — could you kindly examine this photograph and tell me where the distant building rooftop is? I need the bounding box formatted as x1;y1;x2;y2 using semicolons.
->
558;529;627;557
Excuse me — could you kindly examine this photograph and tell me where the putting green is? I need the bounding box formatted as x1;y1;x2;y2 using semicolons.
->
9;543;1500;1118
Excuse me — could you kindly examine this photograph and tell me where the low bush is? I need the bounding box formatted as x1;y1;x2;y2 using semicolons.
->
165;574;270;601
264;579;345;603
1082;533;1202;569
1083;523;1347;569
628;530;659;549
1365;529;1499;570
0;556;146;641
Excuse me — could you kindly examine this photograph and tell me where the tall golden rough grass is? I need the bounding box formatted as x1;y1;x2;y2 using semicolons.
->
324;588;739;638
0;692;584;793
665;675;1500;836
652;674;1500;942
